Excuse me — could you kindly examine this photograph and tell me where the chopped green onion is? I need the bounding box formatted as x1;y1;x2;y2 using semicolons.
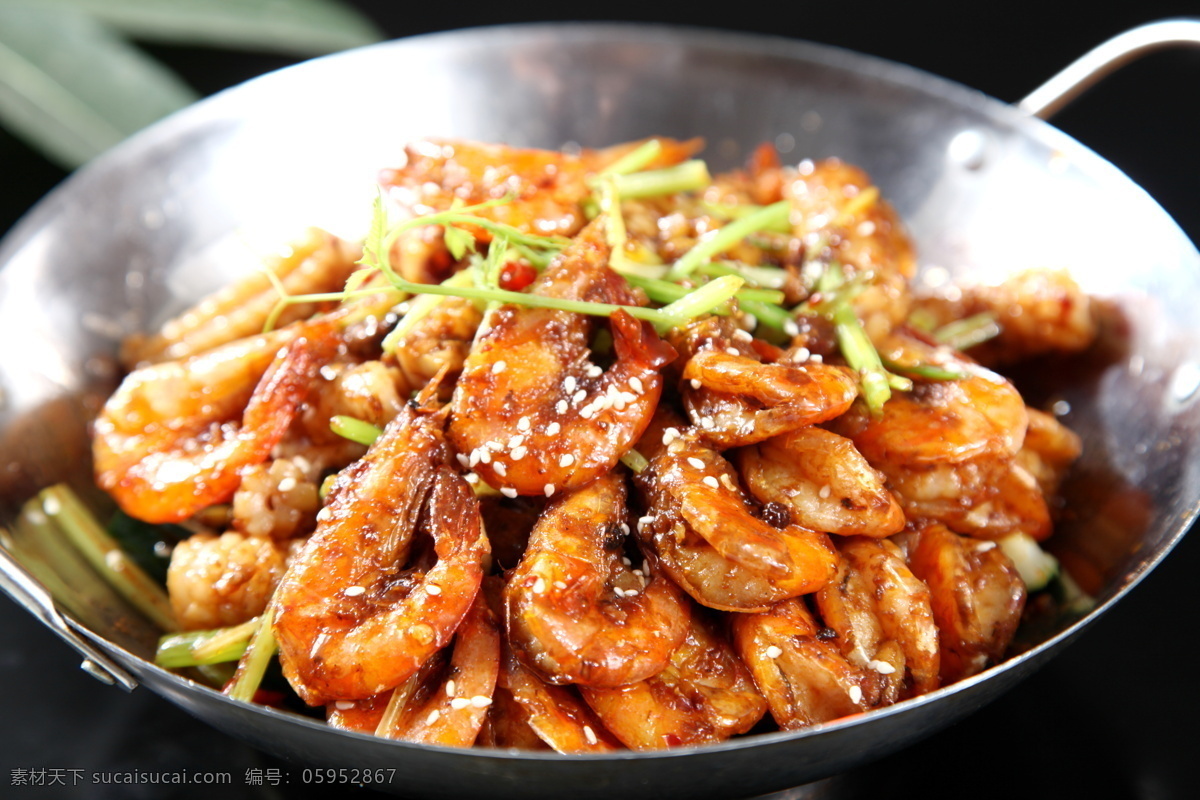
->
330;415;383;446
933;312;1001;351
37;485;176;631
612;159;711;199
882;358;967;382
695;260;789;289
620;449;649;474
382;269;478;354
156;619;257;668
592;139;664;180
668;201;791;279
226;606;278;703
651;275;745;334
740;298;795;333
831;302;895;415
699;201;794;234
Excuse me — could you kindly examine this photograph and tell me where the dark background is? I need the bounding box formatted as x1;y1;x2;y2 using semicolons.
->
2;2;1198;798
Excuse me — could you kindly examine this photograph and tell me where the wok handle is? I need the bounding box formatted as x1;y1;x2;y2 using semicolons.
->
1019;18;1200;119
0;543;138;692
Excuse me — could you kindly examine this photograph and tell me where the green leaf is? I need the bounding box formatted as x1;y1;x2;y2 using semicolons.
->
33;0;382;55
0;4;198;167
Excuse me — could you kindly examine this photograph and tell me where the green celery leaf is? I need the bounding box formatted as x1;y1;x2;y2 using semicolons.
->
0;4;198;167
36;0;382;55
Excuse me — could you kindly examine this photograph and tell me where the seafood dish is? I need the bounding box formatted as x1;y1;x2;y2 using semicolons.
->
85;136;1098;751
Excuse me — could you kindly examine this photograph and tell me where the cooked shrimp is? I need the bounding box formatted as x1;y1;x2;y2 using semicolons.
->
1018;407;1083;501
634;425;838;612
93;317;342;524
119;229;360;367
448;220;676;497
389;295;483;397
328;593;500;747
783;159;916;340
738;427;905;538
167;531;286;631
272;405;489;705
505;470;689;687
230;456;322;540
906;523;1026;683
910;268;1096;366
477;687;553;750
581;613;767;750
672;316;859;448
814;537;940;696
732;597;897;730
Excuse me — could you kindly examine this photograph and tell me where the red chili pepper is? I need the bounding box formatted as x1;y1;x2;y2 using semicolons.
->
499;260;538;291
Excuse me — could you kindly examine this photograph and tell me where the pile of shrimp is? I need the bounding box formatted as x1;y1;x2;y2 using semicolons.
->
93;137;1097;751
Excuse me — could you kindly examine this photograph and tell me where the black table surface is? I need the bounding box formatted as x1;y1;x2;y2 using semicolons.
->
3;3;1198;798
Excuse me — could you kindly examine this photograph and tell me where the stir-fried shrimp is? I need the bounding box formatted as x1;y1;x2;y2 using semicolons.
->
93;317;342;524
120;229;360;368
671;316;859;448
93;136;1097;751
272;405;489;705
328;593;500;747
449;221;676;496
784;159;916;340
910;268;1096;367
906;523;1027;683
738;427;905;538
635;424;838;612
1018;407;1084;502
505;471;690;687
814;537;940;696
732;597;898;730
581;613;767;750
167;531;286;631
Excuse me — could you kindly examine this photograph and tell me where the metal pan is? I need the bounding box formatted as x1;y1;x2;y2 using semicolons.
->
1;20;1198;800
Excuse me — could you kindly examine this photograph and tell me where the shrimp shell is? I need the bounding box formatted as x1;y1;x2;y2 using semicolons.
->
449;220;675;496
505;470;690;688
581;613;767;750
272;406;489;705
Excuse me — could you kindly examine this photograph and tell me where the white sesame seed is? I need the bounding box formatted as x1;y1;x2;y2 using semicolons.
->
687;457;706;469
703;476;720;489
848;685;863;705
629;376;644;394
544;483;556;497
559;454;575;467
277;476;297;492
426;709;441;725
619;522;630;535
545;422;561;436
586;365;602;378
469;449;482;468
478;449;491;464
511;446;527;461
699;415;714;429
344;586;366;597
792;346;811;362
765;645;783;659
446;680;457;697
492;360;507;374
662;427;681;445
580;405;596;420
456;453;470;468
563;376;577;394
818;484;832;499
427;584;442;596
810;353;823;363
613;587;626;598
335;700;355;710
869;660;896;675
494;462;507;477
613;395;627;411
726;347;741;356
517;416;531;432
316;507;332;522
508;434;525;449
486;439;504;452
637;515;654;532
624;588;639;597
690;379;702;390
464;472;479;484
450;697;472;710
976;540;997;551
470;695;492;708
556;400;569;414
572;389;587;404
501;487;518;498
583;725;598;745
732;329;753;343
532;577;546;594
783;320;800;337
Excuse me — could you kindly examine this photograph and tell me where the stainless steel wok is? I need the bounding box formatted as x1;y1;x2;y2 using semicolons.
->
1;20;1198;800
